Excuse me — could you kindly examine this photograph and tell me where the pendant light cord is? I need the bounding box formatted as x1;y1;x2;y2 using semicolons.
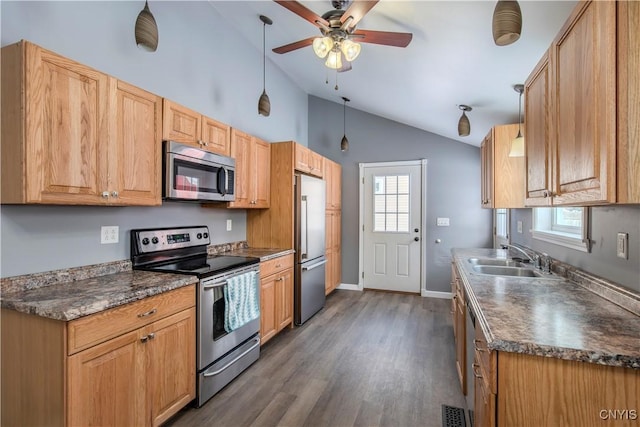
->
262;22;266;91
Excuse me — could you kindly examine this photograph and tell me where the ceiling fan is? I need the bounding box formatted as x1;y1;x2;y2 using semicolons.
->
272;0;413;72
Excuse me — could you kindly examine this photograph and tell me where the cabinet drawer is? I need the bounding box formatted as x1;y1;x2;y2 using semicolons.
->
260;254;294;278
67;285;195;355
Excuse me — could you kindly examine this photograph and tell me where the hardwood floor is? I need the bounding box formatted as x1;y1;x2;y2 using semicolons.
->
166;290;467;427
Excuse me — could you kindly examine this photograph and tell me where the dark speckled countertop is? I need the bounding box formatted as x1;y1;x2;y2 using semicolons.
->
452;248;640;369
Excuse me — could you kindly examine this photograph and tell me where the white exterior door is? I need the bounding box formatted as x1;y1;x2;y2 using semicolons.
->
361;162;424;293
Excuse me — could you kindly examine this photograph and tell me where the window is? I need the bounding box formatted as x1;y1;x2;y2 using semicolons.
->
532;207;590;252
373;174;410;232
494;208;509;248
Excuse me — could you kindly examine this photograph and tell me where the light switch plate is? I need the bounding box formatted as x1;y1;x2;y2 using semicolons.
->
517;221;523;233
617;232;628;259
226;219;232;231
436;217;450;227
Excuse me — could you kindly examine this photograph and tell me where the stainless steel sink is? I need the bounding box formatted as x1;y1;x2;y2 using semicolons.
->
472;265;543;277
468;258;525;267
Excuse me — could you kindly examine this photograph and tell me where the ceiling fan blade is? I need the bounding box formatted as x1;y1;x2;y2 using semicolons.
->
273;0;329;28
272;37;316;54
340;0;379;30
351;29;413;47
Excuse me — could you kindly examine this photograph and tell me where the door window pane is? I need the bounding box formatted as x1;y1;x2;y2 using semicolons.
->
373;174;410;232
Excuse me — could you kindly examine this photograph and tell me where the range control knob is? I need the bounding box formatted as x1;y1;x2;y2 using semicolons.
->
203;232;209;239
151;237;159;244
197;233;203;239
142;237;150;245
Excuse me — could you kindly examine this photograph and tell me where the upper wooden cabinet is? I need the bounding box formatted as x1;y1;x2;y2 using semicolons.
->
295;144;324;178
324;158;342;210
480;124;525;209
162;99;231;156
1;40;162;206
227;129;270;209
524;0;632;206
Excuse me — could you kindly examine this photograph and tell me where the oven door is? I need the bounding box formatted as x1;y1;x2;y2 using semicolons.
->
165;151;235;202
198;266;261;370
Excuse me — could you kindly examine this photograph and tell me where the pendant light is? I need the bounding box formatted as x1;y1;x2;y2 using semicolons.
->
458;105;472;137
341;97;350;152
509;84;525;157
135;1;159;52
258;15;273;117
492;1;522;46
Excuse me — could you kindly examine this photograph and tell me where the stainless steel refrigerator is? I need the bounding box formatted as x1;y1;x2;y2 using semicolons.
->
294;174;327;325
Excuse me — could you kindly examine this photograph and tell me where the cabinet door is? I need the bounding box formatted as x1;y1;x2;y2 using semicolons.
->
308;151;324;177
252;138;271;208
480;135;494;208
68;329;146;427
294;144;311;173
147;308;196;427
228;129;252;208
455;298;466;394
201;116;231;156
474;374;496;427
524;52;553;207
162;99;201;145
549;0;616;205
260;275;277;344
276;269;294;331
331;161;342;209
110;79;162;206
26;42;109;204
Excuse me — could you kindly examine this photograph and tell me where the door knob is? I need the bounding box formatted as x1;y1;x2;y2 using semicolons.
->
414;237;420;242
414;228;419;232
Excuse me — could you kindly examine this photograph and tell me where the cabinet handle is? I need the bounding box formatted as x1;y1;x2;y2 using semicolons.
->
277;277;284;281
148;333;155;340
198;140;203;146
474;339;486;352
137;308;157;318
111;191;118;198
275;264;281;268
140;335;149;343
472;363;483;378
102;191;109;198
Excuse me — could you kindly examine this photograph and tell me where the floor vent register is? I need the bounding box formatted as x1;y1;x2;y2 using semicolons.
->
441;404;466;427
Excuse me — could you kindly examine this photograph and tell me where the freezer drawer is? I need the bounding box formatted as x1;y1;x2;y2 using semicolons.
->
295;256;327;325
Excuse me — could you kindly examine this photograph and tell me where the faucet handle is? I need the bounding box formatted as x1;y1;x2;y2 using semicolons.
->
534;254;542;270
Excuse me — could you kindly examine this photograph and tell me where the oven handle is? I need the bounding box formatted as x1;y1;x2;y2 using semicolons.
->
202;337;260;377
202;280;227;290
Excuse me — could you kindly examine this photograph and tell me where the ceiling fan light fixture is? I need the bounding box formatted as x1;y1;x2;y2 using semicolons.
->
492;0;522;46
325;48;343;70
135;0;158;52
457;105;472;137
312;36;333;58
340;39;361;62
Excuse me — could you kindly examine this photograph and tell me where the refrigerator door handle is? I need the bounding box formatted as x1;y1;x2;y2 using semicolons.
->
302;259;327;271
301;195;308;259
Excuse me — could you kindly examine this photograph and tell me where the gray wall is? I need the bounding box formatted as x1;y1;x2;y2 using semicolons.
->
510;206;640;293
308;96;492;293
0;1;308;278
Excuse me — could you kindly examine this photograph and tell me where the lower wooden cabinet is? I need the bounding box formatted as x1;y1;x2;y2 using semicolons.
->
1;285;196;427
451;263;466;395
259;254;294;345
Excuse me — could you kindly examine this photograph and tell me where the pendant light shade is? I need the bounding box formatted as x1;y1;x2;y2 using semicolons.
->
341;97;350;152
135;1;158;52
492;1;522;46
509;84;525;157
258;15;273;117
458;105;472;137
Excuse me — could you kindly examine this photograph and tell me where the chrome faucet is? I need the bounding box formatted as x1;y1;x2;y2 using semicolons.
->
541;253;552;274
500;244;535;263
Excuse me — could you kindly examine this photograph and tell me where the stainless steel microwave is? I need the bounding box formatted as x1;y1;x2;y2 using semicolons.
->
163;141;235;202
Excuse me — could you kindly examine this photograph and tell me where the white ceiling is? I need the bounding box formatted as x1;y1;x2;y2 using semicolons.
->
209;1;577;147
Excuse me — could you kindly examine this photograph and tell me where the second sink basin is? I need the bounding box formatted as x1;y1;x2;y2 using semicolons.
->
472;265;542;277
468;258;525;267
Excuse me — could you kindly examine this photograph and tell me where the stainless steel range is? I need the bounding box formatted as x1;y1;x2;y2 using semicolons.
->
130;226;261;407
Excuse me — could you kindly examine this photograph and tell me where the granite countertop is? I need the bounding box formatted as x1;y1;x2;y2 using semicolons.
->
452;248;640;369
1;266;197;322
224;247;294;262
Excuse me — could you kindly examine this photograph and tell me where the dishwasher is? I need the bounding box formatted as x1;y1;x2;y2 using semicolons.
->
465;295;475;417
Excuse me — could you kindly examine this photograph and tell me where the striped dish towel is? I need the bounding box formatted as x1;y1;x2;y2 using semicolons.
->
223;271;259;332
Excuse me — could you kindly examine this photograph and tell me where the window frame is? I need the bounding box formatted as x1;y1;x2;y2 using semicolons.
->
532;207;590;252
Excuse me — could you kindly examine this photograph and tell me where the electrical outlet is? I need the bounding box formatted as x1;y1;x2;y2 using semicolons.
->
617;232;628;259
436;217;450;227
101;226;119;244
517;221;523;233
226;219;232;231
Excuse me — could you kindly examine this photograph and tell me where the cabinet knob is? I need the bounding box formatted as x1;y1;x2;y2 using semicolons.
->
111;191;118;198
198;140;203;146
472;363;483;378
102;191;109;198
